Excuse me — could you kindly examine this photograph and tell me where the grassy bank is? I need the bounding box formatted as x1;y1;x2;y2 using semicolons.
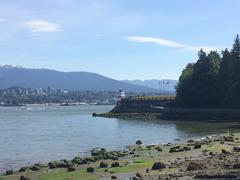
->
2;133;240;180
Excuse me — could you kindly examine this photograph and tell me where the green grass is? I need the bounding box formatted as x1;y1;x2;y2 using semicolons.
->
39;159;154;180
98;159;153;174
204;143;232;153
39;168;98;180
0;159;154;180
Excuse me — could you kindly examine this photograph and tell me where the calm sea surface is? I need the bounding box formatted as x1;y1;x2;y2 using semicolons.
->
0;104;239;172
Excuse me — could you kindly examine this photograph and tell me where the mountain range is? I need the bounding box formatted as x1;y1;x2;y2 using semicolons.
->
0;65;162;92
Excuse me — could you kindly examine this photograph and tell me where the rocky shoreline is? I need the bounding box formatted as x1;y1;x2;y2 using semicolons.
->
2;133;240;179
93;112;162;120
98;98;240;121
94;109;240;121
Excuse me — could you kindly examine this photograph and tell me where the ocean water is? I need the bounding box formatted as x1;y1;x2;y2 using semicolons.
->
0;104;238;172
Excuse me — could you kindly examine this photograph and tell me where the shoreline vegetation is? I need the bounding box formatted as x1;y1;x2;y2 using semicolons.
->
2;133;240;179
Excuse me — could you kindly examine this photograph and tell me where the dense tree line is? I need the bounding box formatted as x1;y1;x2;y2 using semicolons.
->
176;35;240;108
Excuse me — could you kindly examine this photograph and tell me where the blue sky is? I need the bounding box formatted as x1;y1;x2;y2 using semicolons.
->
0;0;239;80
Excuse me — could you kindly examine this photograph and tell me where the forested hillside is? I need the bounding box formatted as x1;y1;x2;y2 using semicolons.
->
0;66;157;92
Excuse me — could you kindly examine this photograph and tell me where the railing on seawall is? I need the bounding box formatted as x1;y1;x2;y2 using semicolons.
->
126;95;176;101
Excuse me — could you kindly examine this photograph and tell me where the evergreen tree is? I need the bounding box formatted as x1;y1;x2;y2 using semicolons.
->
232;34;240;56
192;50;221;107
231;34;240;82
225;35;240;108
176;63;195;107
189;49;209;107
204;51;221;106
217;49;233;107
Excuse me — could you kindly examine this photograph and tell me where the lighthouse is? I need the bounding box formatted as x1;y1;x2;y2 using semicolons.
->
117;89;126;105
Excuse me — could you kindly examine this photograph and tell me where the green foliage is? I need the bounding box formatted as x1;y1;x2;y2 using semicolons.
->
176;63;195;107
176;35;240;108
217;49;233;106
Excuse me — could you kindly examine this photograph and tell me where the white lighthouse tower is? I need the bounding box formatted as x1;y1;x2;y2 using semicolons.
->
117;89;126;105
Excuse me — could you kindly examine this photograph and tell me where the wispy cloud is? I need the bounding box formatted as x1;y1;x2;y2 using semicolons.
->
0;18;7;23
126;36;219;52
24;20;61;33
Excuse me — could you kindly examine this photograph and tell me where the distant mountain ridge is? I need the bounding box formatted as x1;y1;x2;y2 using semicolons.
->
123;79;178;92
0;65;158;92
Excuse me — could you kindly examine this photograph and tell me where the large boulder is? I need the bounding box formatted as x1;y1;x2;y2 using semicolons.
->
222;149;230;154
169;146;184;153
48;161;58;169
57;161;72;168
136;140;143;145
155;147;163;151
100;161;108;168
187;140;194;143
5;169;13;175
194;144;201;149
183;146;191;151
91;148;107;156
48;160;72;169
72;157;87;165
233;146;240;152
67;166;75;172
111;162;120;167
94;150;125;161
19;166;28;172
86;167;95;172
30;164;41;171
224;136;234;142
233;163;240;169
152;161;166;170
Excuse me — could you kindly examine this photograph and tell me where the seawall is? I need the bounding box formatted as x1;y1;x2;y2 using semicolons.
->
111;96;174;113
96;97;240;121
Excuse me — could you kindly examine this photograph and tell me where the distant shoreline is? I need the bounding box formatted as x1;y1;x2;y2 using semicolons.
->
0;104;26;107
0;103;114;107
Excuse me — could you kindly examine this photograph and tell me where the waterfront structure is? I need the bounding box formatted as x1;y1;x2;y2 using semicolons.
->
117;89;126;105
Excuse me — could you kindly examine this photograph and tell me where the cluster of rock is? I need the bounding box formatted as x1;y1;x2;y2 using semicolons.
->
90;147;127;160
3;147;128;178
132;134;240;179
4;134;240;180
169;145;191;153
